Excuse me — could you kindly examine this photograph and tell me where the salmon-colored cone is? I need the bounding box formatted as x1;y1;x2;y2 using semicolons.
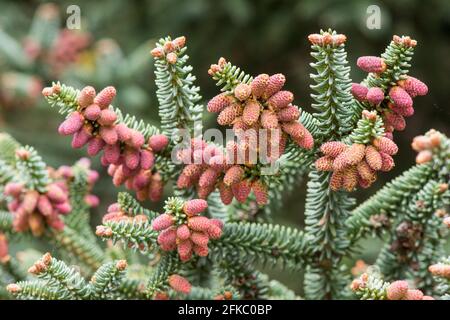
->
252;180;268;205
148;134;169;152
250;73;269;98
94;86;116;109
351;83;368;101
263;73;285;99
207;93;232;113
356;56;386;73
183;199;208;216
386;280;408;300
152;214;174;231
168;275;192;294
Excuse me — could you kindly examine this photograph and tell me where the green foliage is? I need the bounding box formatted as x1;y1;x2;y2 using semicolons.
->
153;36;203;140
210;222;309;269
209;58;253;93
309;29;355;140
7;255;128;300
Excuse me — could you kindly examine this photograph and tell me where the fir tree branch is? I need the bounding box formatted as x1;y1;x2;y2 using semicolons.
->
146;252;180;298
97;219;158;253
152;36;203;140
50;226;105;273
346;163;434;239
210;222;310;270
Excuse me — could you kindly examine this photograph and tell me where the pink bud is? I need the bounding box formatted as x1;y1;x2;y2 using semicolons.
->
416;150;433;164
365;146;382;171
97;109;117;126
250;73;269;98
234;83;251;101
83;104;101;121
177;239;193;262
320;141;348;157
385;112;406;131
380;152;395;172
198;168;219;189
99;126;118;145
193;244;209;257
157;227;177;251
47;215;64;231
315;156;334;171
0;233;8;261
281;121;305;140
183;199;208;216
46;184;67;204
242;100;261;126
148;134;169;152
386;280;408;300
262;73;285;99
351;83;368;101
207;93;232;113
188;216;211;232
124;148;140;170
84;194;99;207
77;86;96;108
207;221;223;239
366;87;384;105
217;104;242;126
357;56;386;73
294;128;314;150
276;105;300;122
190;231;209;247
218;182;233;205
261;110;279;129
71;125;92;149
148;173;163;202
107;202;120;212
128;130;145;149
4;182;24;197
152;213;174;231
139;150;155;170
94;86;116;109
223;165;245;187
116;123;132;142
389;86;413;110
54;202;71;214
398;76;428;98
267;90;293;110
231;179;252;203
177;173;192;189
104;143;121;164
59;112;84;135
251;180;268;205
168;275;191;294
177;224;191;240
403;289;424;301
37;195;53;216
373;136;398;155
87;136;106;156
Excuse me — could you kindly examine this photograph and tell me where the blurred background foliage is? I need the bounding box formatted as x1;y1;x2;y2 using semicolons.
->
0;0;449;292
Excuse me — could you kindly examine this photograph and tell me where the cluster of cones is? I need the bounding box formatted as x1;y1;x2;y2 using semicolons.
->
43;84;170;202
351;37;428;139
4;178;70;236
351;274;433;300
150;36;186;64
208;58;314;153
151;199;223;261
411;130;443;165
51;157;100;208
315;136;398;191
176;138;269;205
